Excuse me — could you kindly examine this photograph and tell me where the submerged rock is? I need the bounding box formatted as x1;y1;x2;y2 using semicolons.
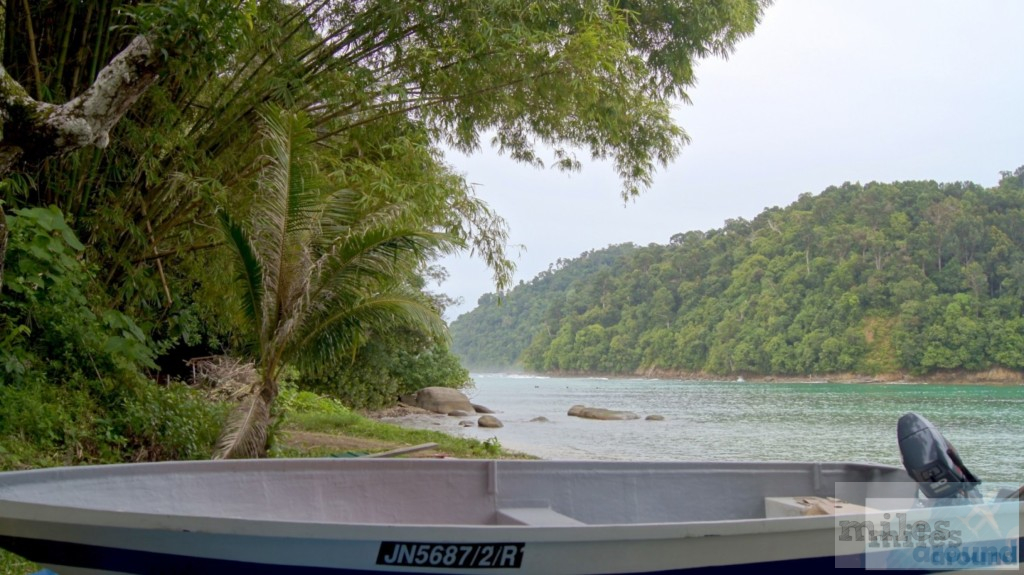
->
530;416;550;423
646;414;665;421
568;406;640;421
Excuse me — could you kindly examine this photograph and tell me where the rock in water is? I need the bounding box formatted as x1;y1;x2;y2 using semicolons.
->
581;408;639;421
472;403;495;414
646;414;665;421
478;415;504;428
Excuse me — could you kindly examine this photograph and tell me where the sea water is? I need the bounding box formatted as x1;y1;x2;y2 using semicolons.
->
389;374;1023;490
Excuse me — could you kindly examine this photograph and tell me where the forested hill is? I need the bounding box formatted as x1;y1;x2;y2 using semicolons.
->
450;168;1024;378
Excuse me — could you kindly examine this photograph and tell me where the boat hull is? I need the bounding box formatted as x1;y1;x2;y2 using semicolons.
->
0;520;922;574
0;459;1018;574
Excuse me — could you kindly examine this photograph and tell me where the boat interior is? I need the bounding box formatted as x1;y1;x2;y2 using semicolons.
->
0;459;921;526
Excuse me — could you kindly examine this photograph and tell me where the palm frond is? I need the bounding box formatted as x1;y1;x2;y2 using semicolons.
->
252;108;325;339
218;210;265;331
324;230;450;279
212;393;270;460
289;289;446;371
312;198;460;299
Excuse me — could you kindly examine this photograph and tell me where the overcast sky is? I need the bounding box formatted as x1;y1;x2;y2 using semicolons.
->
436;0;1024;320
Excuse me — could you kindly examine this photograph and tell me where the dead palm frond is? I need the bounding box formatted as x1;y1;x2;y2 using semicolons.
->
191;355;259;401
212;394;270;460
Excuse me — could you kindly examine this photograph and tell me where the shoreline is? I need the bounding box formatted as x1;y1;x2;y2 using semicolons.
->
467;367;1024;386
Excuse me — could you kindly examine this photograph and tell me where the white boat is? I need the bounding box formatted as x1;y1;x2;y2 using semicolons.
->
0;413;1020;574
1;457;1019;574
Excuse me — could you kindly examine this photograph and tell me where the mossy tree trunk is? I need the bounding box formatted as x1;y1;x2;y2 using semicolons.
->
0;35;160;177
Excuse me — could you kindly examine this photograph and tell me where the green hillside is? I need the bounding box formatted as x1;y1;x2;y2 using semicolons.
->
451;168;1024;378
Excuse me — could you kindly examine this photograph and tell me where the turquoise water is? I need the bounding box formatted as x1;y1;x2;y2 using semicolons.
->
392;374;1023;490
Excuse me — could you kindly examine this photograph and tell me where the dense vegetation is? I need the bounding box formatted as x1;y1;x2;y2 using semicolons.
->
452;169;1024;378
0;0;766;465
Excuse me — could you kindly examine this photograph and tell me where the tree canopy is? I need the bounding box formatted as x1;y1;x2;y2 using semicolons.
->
452;169;1024;378
1;0;769;315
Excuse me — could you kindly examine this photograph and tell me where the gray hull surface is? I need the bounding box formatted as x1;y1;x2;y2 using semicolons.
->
0;459;1017;574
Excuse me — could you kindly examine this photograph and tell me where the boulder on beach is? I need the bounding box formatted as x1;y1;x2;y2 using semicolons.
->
568;405;640;420
400;387;475;415
472;403;495;414
478;415;504;428
448;410;470;417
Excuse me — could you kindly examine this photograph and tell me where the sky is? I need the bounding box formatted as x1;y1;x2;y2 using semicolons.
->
435;0;1024;321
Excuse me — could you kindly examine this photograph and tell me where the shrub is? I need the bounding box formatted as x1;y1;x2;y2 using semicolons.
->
0;206;225;468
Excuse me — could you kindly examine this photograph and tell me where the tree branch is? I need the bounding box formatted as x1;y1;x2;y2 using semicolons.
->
0;34;162;177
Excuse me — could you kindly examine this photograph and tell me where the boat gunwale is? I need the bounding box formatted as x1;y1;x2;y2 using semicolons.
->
0;457;908;485
1;496;848;541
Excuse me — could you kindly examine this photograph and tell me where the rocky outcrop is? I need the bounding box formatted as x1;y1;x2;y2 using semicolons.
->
400;387;475;415
567;405;640;420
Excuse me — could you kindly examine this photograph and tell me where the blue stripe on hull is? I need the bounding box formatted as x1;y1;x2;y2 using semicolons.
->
1;536;378;575
6;535;1013;574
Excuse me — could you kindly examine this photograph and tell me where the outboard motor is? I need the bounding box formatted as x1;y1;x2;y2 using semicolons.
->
897;412;982;504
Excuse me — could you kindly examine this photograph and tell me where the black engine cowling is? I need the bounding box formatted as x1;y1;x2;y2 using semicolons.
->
897;412;981;500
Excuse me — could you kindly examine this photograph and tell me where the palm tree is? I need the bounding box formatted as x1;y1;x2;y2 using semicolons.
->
214;107;459;459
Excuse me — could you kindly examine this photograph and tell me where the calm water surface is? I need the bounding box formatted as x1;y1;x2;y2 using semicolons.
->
388;374;1023;489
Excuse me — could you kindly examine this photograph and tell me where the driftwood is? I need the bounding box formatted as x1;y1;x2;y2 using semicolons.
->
362;443;438;458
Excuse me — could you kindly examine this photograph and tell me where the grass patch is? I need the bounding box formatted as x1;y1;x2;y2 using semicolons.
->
272;384;529;459
0;549;37;575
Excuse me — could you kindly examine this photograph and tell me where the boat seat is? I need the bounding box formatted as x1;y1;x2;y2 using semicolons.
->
764;496;877;518
496;507;586;526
